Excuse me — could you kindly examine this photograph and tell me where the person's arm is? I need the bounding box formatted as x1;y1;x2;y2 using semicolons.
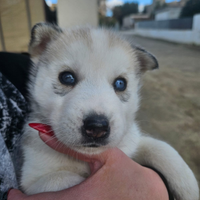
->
7;130;171;200
8;149;169;200
0;72;28;200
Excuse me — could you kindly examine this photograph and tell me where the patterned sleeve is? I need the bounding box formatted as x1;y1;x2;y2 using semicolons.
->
0;72;28;199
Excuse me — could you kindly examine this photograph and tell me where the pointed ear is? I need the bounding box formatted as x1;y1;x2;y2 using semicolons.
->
134;46;159;74
29;22;62;57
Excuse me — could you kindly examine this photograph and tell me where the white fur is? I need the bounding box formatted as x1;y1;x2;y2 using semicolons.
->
21;26;199;199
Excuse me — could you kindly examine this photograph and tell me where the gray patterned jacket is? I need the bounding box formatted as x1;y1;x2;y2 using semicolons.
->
0;72;28;199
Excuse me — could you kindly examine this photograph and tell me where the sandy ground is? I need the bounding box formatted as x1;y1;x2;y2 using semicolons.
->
124;35;200;184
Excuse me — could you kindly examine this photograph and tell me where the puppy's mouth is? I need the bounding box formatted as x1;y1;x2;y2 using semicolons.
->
84;144;99;148
82;143;105;148
81;137;109;148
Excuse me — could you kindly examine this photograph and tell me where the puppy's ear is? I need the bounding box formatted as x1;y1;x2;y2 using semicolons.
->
134;46;159;73
29;22;62;57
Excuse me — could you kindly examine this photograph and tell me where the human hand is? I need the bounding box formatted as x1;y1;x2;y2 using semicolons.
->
8;124;169;200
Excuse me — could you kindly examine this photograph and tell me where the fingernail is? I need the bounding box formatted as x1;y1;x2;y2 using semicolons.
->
89;160;103;174
29;123;53;136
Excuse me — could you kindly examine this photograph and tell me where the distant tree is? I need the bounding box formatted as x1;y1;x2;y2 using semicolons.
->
121;2;138;16
142;6;147;14
112;2;138;26
180;0;200;18
99;14;117;27
112;5;122;25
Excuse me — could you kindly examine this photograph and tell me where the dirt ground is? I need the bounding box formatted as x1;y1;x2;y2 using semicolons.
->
125;35;200;184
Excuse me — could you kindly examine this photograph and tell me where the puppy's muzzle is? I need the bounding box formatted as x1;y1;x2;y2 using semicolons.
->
82;115;110;140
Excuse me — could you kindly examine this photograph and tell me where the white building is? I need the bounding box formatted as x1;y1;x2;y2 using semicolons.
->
57;0;98;28
155;7;182;21
123;14;150;29
123;16;134;28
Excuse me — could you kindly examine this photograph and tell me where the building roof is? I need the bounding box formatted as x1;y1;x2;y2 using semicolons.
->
155;6;182;14
129;14;150;19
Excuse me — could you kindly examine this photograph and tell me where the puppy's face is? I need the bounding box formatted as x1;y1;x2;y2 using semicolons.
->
29;23;158;154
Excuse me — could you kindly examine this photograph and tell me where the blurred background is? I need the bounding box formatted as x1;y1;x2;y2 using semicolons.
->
0;0;199;185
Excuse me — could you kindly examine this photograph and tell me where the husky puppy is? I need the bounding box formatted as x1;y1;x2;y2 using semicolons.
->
21;23;199;199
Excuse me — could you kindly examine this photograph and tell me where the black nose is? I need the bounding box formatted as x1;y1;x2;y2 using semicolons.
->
82;115;110;139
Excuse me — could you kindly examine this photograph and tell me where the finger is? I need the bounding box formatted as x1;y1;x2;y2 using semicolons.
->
7;189;27;200
89;148;132;174
8;189;71;200
88;160;102;175
95;147;125;163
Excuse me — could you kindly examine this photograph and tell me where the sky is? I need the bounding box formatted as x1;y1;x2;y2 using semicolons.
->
106;0;153;16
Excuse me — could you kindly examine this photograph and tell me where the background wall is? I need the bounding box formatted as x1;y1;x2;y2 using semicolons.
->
57;0;98;28
134;14;200;45
29;0;45;27
0;0;45;52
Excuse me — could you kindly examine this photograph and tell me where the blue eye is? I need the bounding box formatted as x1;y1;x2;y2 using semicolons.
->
59;72;76;86
114;78;127;91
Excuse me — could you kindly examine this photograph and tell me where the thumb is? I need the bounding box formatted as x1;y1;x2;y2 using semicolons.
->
7;189;27;200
